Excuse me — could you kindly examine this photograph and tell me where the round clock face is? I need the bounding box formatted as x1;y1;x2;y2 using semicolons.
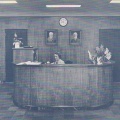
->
59;18;68;27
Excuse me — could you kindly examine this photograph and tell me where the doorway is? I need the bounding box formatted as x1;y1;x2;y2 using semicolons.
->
99;29;120;82
5;29;27;82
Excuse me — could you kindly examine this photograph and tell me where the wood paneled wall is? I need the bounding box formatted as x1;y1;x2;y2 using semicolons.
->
0;16;120;81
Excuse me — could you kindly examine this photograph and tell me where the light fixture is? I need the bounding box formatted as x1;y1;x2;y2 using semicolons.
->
0;0;17;4
110;0;120;3
46;5;81;8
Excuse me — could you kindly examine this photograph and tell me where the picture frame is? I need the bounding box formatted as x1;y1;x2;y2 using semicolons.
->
45;29;58;45
69;30;82;45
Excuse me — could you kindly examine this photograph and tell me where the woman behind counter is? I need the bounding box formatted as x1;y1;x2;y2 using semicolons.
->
51;52;65;64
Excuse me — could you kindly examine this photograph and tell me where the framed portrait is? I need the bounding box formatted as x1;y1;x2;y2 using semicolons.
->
45;29;58;45
69;30;82;45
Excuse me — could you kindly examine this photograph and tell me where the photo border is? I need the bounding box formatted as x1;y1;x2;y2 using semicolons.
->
69;30;82;45
45;29;58;45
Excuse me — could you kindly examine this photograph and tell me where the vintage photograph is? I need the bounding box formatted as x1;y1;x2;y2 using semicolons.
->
45;29;58;45
69;30;82;45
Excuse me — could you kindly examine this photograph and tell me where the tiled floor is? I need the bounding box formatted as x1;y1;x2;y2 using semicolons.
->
0;82;120;120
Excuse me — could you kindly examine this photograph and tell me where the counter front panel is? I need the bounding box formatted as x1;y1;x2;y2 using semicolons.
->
13;63;114;108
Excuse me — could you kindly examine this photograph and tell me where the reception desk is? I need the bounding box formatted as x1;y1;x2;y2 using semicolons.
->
13;63;114;108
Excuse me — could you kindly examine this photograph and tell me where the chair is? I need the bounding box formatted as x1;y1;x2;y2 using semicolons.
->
65;60;73;64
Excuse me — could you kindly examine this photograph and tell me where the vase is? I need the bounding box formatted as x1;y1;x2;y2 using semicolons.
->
97;57;103;65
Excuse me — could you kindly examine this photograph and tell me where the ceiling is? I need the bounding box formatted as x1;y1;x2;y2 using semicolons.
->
0;0;120;16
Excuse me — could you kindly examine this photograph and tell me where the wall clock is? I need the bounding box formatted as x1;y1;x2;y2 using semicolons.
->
59;18;68;27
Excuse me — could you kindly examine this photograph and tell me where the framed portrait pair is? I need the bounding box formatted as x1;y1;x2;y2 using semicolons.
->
45;29;82;45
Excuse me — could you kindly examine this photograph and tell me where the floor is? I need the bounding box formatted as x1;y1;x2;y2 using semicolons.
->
0;82;120;120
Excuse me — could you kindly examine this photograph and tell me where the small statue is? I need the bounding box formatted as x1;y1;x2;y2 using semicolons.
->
13;39;23;48
13;32;23;48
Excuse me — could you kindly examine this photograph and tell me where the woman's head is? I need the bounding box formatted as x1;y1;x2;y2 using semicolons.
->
54;52;61;61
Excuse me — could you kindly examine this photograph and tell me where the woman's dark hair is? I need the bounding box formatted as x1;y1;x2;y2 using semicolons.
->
54;52;62;59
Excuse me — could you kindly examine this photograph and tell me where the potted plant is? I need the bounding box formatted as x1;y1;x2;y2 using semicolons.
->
88;44;112;65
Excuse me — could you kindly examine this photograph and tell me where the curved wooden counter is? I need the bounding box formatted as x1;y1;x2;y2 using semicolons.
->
13;62;114;108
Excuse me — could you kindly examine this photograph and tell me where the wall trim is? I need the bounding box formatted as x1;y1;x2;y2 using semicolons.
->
0;12;120;17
